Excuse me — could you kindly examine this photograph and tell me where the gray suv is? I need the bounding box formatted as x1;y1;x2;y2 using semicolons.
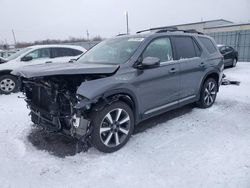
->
12;27;224;153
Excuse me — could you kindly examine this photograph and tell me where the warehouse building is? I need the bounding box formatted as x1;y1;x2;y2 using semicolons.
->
169;19;250;62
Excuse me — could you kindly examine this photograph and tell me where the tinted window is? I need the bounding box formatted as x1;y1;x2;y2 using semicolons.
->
198;37;217;54
219;46;226;53
173;36;197;60
193;40;202;57
51;48;82;58
25;48;50;59
71;49;83;56
143;37;173;62
225;46;233;52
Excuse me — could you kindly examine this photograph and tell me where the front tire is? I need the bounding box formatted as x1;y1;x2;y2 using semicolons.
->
197;78;218;108
231;58;237;67
90;101;134;153
0;75;19;94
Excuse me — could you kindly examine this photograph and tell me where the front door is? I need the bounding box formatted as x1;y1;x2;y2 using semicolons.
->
21;48;51;65
134;37;180;116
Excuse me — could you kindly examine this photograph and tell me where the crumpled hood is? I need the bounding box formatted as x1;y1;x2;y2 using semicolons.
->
11;62;120;78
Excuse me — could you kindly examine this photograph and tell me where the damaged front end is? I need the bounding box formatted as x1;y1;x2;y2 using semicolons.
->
21;75;101;143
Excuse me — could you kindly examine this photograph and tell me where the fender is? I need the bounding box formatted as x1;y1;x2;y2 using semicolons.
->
76;75;141;122
0;69;12;76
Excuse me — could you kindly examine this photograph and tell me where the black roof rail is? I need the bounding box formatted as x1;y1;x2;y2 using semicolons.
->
184;29;204;35
136;26;178;34
136;26;204;35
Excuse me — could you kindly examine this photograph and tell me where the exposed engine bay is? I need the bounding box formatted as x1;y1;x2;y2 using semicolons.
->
21;74;107;142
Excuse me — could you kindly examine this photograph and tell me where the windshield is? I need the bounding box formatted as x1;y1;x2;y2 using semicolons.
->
78;37;144;65
6;48;31;61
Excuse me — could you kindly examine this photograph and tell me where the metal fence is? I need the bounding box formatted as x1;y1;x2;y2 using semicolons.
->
208;30;250;62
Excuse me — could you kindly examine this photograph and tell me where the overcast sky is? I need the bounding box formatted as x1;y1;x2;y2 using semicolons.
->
0;0;250;44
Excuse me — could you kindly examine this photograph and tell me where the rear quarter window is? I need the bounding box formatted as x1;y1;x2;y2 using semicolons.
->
51;48;82;58
198;37;217;54
71;49;83;56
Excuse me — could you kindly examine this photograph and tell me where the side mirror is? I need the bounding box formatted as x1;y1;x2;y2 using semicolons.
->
69;59;77;63
138;57;160;69
21;56;33;62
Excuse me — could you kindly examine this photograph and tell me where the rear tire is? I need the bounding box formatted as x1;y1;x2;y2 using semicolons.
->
197;78;218;108
0;75;19;94
90;101;134;153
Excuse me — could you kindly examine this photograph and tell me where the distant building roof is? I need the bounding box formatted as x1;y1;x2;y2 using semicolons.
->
168;19;233;27
205;22;250;29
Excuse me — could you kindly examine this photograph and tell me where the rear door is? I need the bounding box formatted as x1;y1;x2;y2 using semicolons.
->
135;37;180;116
172;36;204;101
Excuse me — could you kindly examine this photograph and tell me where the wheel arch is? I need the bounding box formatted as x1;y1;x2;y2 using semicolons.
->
199;71;220;94
81;88;140;124
101;89;140;124
0;70;13;77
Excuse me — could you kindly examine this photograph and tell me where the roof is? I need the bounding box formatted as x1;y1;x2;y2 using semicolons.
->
217;44;225;47
205;22;250;29
165;19;233;28
26;44;86;52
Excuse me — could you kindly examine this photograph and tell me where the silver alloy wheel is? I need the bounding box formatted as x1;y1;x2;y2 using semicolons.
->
100;108;131;147
204;81;216;106
232;59;237;67
0;78;15;93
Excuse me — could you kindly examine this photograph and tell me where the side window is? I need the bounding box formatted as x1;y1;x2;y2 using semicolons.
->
198;37;217;54
25;48;50;60
142;38;173;62
219;46;226;53
51;48;83;58
173;36;197;60
193;40;202;57
226;46;233;52
51;48;69;58
71;49;83;56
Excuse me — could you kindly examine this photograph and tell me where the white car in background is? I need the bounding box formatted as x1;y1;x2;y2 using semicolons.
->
0;45;86;94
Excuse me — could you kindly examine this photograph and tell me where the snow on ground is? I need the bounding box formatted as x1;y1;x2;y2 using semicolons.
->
1;62;250;188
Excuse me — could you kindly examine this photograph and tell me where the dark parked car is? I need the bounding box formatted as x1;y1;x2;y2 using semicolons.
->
12;28;224;153
217;45;238;67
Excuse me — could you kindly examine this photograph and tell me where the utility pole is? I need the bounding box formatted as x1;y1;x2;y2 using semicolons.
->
86;30;90;49
125;11;129;35
12;29;17;47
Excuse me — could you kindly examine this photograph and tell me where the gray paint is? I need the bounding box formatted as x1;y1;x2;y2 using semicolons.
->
11;62;119;78
14;32;223;123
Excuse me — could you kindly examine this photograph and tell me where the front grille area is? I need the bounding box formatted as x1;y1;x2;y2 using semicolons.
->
32;86;52;111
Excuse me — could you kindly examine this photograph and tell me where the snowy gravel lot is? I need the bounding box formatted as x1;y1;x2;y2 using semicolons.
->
0;62;250;188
